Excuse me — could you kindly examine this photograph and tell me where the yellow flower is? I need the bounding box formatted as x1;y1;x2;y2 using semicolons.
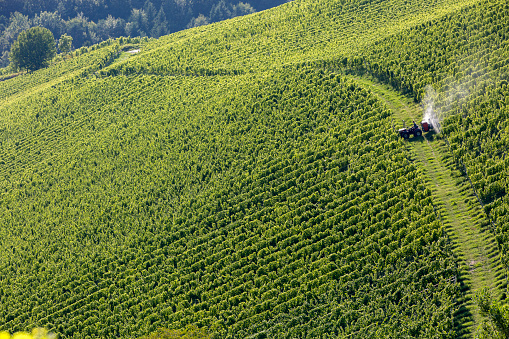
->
12;333;32;339
0;331;11;339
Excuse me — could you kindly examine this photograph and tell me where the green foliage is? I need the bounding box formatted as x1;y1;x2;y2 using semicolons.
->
350;0;509;101
0;1;286;67
58;34;72;55
186;15;210;29
347;0;509;278
109;0;471;77
140;326;210;339
9;26;56;71
0;64;460;338
0;38;126;102
0;0;500;337
474;288;509;339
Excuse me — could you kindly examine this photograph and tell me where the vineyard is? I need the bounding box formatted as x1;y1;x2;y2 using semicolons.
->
0;0;507;337
0;66;461;337
351;0;509;288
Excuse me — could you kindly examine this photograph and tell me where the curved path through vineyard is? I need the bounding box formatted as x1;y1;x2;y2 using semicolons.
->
346;75;504;337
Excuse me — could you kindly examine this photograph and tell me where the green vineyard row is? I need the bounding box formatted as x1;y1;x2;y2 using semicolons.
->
0;68;460;337
0;0;503;337
349;0;509;279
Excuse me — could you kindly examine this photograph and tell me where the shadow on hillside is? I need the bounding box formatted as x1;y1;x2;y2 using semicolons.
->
454;268;476;339
0;72;22;82
424;131;437;142
405;135;425;143
405;131;437;143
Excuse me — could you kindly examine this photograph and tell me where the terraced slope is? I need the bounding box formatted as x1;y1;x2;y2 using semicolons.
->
0;41;123;104
102;0;479;76
353;0;509;100
0;66;461;337
0;0;504;337
350;0;509;299
349;75;503;335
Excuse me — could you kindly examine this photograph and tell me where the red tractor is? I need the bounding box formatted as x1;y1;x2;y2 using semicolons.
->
398;120;433;139
420;120;433;132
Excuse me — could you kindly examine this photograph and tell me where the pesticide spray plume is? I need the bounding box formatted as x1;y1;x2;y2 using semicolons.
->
423;85;442;134
421;62;484;135
422;80;472;135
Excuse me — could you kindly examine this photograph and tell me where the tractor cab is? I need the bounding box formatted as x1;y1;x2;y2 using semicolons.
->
421;121;433;132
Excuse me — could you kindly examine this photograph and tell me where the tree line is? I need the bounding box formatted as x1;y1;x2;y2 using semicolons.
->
0;0;288;67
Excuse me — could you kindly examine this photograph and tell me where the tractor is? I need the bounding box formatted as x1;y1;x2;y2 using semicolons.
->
420;120;434;132
398;121;422;139
398;120;434;139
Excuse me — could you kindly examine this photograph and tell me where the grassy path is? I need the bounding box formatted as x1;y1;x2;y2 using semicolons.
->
347;75;504;337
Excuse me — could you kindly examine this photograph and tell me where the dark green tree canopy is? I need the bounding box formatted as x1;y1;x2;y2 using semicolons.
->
9;26;57;71
58;33;73;54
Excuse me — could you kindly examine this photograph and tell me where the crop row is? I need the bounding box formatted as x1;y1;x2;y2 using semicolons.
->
0;38;134;103
103;0;469;78
350;0;509;101
346;0;509;274
0;66;461;337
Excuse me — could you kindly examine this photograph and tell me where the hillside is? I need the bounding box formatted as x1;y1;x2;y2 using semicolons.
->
0;0;287;68
0;0;508;337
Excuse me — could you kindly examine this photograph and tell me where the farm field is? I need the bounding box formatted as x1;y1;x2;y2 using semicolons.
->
0;0;508;337
348;75;504;335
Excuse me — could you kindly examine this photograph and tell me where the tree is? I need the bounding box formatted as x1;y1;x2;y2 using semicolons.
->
58;33;72;54
187;14;209;29
209;1;230;22
0;12;30;67
9;26;56;71
65;13;93;48
32;11;64;39
126;9;147;37
150;7;168;38
142;0;157;33
474;288;509;339
232;2;256;17
96;15;125;41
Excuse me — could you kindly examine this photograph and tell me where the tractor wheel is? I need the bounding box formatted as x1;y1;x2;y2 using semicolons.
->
415;130;422;137
402;132;409;139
